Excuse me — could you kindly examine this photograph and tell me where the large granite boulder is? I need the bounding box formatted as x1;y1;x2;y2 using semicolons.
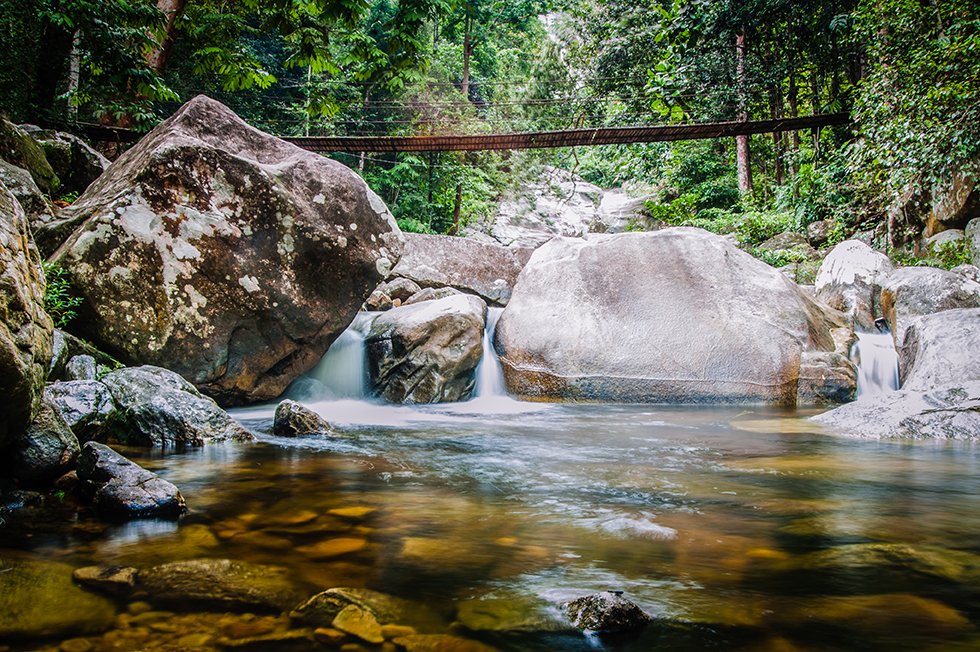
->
24;127;110;196
813;381;980;440
76;441;186;519
496;229;850;404
45;379;117;442
814;240;894;331
389;233;529;306
6;394;79;485
0;160;56;235
0;118;59;194
365;294;486;403
900;308;980;391
879;266;980;345
99;366;253;446
0;182;54;448
47;95;403;406
967;218;980;266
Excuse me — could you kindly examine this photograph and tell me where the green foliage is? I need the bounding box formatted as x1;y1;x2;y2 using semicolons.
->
42;262;82;328
751;246;809;268
897;239;973;271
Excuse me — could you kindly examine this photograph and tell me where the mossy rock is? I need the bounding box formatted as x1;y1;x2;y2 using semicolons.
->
0;118;59;194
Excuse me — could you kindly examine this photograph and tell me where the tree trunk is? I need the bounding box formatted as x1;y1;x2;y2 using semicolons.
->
67;31;81;120
146;0;189;73
461;15;472;101
788;74;800;179
735;30;753;198
809;66;822;159
449;183;463;235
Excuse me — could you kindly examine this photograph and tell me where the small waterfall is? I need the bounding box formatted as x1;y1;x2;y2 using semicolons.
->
851;321;900;398
474;307;507;399
291;312;375;401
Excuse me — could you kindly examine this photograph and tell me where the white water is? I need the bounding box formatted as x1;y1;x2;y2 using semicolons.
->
290;312;376;401
851;330;901;398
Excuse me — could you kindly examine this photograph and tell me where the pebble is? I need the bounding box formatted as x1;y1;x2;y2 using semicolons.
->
59;638;93;652
328;507;376;519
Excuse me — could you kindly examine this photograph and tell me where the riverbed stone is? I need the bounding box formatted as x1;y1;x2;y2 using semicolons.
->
0;181;54;449
76;441;186;519
66;354;97;380
496;229;850;404
45;380;117;443
560;592;652;633
365;294;486;404
403;286;464;305
332;605;385;644
900;308;980;391
797;351;857;405
879;266;980;345
392;635;501;652
72;564;139;595
273;399;333;437
456;598;574;635
137;558;303;613
813;381;980;439
383;277;423;302
0;555;117;640
7;394;80;485
100;366;253;446
45;95;403;406
814;240;894;331
291;588;444;633
390;233;529;306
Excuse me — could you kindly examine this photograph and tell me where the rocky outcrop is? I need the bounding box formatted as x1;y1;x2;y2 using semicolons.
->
0;182;54;448
496;229;850;404
366;295;486;403
807;219;836;247
967;218;980;266
99;366;253;446
879;266;980;345
797;351;858;405
0;160;56;236
45;380;116;443
0;118;59;194
47;95;403;406
273;399;333;437
76;441;186;519
814;240;894;331
560;592;651;633
812;381;980;440
899;308;980;391
48;328;118;382
23;127;110;195
389;233;529;306
5;395;79;486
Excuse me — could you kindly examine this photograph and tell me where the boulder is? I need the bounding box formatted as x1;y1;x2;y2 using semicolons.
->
814;240;894;331
45;380;117;443
879;266;980;345
291;587;444;633
797;351;857;405
925;168;978;237
0;182;54;448
403;286;463;305
967;218;980;266
496;229;850;404
6;394;79;485
560;592;651;633
0;556;117;641
0;118;59;193
66;354;97;380
389;233;528;306
365;287;393;311
136;558;302;612
900;308;980;391
812;381;980;440
0;160;56;234
31;129;110;195
759;230;810;252
76;441;186;519
951;263;980;283
806;219;836;247
925;228;965;255
596;189;657;233
383;277;422;302
99;366;253;446
273;399;333;437
365;295;486;404
46;95;403;406
48;328;117;382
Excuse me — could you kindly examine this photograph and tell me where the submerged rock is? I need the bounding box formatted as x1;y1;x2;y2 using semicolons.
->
880;266;980;345
76;441;186;519
46;95;403;406
0;181;54;449
455;597;575;635
900;308;980;391
72;564;139;595
366;294;486;403
814;240;893;331
0;556;116;640
392;634;502;652
496;229;850;404
812;381;980;440
100;366;253;446
560;591;652;633
273;399;333;437
291;587;444;633
137;558;302;613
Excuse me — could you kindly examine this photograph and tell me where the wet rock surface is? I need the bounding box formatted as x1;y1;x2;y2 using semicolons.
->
46;379;117;442
6;394;79;485
273;399;333;437
46;95;403;406
497;229;850;404
560;591;652;633
366;294;486;403
76;441;186;519
900;308;980;390
100;366;253;446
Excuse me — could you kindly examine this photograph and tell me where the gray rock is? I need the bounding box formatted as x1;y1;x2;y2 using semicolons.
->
900;308;980;391
925;228;966;254
366;295;486;404
814;240;894;331
0;556;117;640
76;441;186;519
6;395;79;485
967;218;980;267
273;399;333;437
807;219;836;247
72;564;138;596
47;95;403;406
497;229;849;404
365;287;392;311
0;160;56;232
33;130;110;196
596;189;656;233
45;380;117;443
100;366;253;446
136;558;302;613
797;351;857;405
48;328;118;382
560;592;651;633
813;381;980;440
390;233;528;306
0;182;54;448
760;230;811;252
66;354;97;380
403;286;464;305
384;277;422;302
880;266;980;345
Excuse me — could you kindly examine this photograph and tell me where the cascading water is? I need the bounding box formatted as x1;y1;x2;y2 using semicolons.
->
851;320;900;398
290;312;375;401
474;307;507;399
